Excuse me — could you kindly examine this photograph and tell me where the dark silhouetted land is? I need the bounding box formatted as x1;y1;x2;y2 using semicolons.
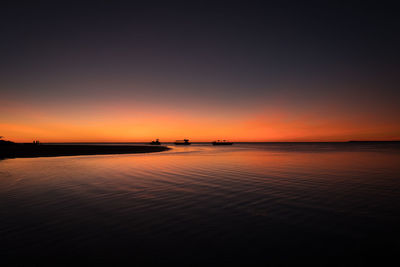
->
0;141;169;159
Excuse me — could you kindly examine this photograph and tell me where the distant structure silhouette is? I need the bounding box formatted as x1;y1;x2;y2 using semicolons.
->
149;139;161;145
212;140;233;145
174;139;191;145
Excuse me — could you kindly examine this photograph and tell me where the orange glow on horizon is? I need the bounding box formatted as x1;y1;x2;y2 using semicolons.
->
1;101;399;142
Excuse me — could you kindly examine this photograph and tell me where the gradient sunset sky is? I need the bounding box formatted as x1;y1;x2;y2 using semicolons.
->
1;2;399;142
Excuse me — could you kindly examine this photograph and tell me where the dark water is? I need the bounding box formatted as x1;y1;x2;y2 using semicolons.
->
1;143;400;266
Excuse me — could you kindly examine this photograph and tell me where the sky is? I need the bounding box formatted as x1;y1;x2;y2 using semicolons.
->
1;1;399;142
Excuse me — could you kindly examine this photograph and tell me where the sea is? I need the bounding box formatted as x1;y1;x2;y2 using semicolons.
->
1;142;400;266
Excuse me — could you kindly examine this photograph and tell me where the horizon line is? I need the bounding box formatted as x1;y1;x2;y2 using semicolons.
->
9;140;400;144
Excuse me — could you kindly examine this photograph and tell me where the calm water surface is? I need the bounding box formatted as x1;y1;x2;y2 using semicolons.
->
1;143;400;265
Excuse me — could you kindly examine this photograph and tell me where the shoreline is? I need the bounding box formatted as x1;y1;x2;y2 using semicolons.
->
0;144;170;159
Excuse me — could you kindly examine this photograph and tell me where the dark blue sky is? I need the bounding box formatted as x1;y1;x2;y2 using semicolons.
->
1;1;399;141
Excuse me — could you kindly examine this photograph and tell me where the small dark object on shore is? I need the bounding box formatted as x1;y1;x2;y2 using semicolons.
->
174;139;191;145
212;140;233;145
149;139;161;145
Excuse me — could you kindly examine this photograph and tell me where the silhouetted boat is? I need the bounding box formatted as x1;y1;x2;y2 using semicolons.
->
212;140;233;145
149;139;161;145
175;139;191;145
